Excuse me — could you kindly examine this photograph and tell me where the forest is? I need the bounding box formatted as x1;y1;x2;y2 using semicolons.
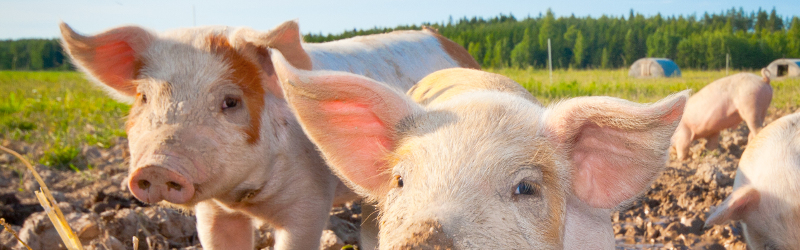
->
2;7;799;71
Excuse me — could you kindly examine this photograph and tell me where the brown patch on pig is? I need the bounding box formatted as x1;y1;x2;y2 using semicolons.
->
206;34;266;144
534;138;568;246
429;33;480;70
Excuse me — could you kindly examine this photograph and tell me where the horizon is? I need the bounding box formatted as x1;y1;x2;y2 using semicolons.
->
1;0;799;40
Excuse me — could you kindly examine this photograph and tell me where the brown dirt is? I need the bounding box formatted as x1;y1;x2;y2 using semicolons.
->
0;107;796;249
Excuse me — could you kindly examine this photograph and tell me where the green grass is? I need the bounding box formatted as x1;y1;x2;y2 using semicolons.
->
1;69;798;169
487;68;800;109
0;71;129;169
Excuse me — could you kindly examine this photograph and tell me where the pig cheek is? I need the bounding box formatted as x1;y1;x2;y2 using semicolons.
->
192;123;257;187
378;190;413;235
125;117;152;171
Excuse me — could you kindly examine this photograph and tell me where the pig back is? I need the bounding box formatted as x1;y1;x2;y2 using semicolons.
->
407;68;540;106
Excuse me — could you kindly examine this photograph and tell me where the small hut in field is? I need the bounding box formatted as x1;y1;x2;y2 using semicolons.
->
628;58;681;78
765;58;800;79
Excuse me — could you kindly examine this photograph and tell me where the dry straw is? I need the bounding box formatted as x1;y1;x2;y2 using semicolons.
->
0;145;84;250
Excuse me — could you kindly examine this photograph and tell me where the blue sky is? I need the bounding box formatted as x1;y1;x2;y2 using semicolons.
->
1;0;798;40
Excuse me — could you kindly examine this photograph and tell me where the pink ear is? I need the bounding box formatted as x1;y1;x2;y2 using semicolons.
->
546;91;689;208
60;22;154;100
234;20;312;70
272;52;421;196
705;186;760;226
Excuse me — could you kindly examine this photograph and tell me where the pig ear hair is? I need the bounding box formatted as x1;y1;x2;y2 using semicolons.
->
60;22;154;103
705;186;760;227
271;51;422;198
545;90;689;209
233;20;312;71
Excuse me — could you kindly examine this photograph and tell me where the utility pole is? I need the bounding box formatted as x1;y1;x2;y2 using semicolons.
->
726;53;730;75
548;38;552;85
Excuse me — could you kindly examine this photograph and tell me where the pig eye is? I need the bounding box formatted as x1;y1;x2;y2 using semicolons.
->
514;181;538;196
222;97;240;110
140;94;147;104
392;175;404;188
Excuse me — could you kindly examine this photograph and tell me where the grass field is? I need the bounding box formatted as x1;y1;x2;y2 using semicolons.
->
1;69;798;169
488;68;800;109
0;71;128;169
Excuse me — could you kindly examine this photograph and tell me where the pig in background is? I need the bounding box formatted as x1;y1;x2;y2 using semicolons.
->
705;112;800;250
59;19;477;249
272;51;688;249
672;69;773;160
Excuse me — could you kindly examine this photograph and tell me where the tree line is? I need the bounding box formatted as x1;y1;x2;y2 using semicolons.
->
1;7;798;71
306;7;800;70
0;39;70;71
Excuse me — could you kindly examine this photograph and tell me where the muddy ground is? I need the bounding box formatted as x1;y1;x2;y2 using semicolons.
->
0;108;796;250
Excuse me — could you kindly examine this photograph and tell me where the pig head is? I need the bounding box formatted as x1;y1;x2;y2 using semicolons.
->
59;21;302;207
273;54;688;249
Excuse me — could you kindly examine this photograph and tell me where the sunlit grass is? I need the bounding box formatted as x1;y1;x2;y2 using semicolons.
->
487;68;800;110
1;69;798;169
0;71;129;169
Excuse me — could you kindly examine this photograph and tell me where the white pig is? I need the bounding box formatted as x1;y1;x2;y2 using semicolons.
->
272;53;688;249
59;20;478;249
672;69;772;160
705;112;800;250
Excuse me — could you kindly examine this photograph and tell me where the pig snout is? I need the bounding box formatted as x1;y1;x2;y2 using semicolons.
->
388;219;455;250
128;165;195;204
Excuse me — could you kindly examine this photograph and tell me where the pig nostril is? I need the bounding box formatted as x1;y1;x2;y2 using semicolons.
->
138;180;151;190
166;181;183;191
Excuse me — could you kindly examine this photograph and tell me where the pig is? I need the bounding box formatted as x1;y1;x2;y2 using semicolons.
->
672;68;773;160
705;112;800;250
271;52;688;249
59;19;478;249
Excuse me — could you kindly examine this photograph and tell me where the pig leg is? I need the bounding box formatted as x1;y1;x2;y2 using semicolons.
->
736;90;770;142
359;202;380;250
195;200;254;249
672;125;693;160
705;132;720;151
271;206;331;250
263;187;337;250
740;105;767;142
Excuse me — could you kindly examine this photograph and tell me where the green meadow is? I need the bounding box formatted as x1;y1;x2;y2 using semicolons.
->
1;70;798;169
0;71;128;169
488;68;800;108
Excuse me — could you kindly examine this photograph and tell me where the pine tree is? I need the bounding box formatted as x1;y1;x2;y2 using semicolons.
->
573;31;586;68
510;28;533;68
601;48;611;69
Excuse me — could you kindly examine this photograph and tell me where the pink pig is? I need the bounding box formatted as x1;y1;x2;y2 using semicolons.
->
272;52;688;249
706;112;800;250
672;69;773;160
60;20;477;249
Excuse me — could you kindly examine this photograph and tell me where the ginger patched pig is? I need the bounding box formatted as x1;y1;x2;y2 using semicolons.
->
272;53;688;249
672;69;773;160
59;20;478;249
705;112;800;250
